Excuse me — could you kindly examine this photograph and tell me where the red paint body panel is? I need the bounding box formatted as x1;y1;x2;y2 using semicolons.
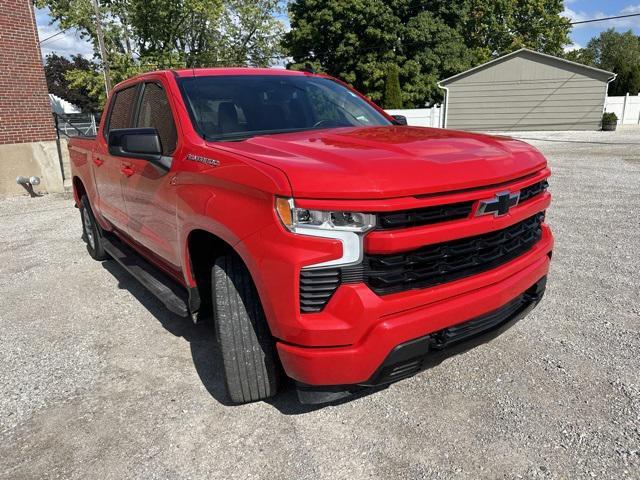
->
69;68;554;387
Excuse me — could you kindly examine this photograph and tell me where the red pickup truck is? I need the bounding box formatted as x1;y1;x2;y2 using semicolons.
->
69;68;553;404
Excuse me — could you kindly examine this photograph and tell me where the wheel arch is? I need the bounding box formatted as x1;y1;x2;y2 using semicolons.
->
185;228;270;330
72;175;86;207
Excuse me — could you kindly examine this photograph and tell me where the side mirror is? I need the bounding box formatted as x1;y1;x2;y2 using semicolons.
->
108;128;164;164
392;115;408;126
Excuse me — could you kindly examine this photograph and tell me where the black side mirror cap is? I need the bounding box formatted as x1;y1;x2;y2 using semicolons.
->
391;115;408;126
108;128;164;164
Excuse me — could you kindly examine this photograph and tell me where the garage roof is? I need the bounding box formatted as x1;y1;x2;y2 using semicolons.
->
439;48;615;86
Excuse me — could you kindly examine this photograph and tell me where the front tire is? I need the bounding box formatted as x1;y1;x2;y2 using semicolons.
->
79;195;108;261
213;254;279;404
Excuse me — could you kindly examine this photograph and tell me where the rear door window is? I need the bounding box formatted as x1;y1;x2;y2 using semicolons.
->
135;83;178;155
106;85;138;136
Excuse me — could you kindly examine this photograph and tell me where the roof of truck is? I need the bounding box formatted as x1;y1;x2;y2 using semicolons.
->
172;67;316;78
112;67;323;92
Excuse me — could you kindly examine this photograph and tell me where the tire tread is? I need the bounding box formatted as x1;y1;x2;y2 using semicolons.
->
213;255;278;403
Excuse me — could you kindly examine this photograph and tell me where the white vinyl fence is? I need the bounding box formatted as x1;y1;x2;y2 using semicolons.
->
604;94;640;125
385;106;443;127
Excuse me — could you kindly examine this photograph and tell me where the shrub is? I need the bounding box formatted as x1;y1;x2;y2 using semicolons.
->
383;65;403;109
602;112;618;124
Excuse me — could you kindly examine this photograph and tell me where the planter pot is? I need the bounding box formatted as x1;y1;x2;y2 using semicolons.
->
602;122;617;131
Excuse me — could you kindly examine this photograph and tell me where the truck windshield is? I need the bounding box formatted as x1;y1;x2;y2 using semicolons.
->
178;75;393;141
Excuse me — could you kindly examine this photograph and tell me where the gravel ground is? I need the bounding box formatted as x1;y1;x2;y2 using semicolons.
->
1;129;639;479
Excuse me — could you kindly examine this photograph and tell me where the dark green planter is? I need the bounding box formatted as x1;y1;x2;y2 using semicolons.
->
602;122;617;131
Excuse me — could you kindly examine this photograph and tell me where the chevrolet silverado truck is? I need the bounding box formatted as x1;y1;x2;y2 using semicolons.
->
68;68;553;404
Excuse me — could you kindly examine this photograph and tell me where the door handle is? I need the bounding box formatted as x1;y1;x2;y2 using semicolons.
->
121;165;135;177
93;157;104;167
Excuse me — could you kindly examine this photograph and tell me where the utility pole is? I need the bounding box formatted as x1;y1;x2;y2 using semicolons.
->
91;0;112;95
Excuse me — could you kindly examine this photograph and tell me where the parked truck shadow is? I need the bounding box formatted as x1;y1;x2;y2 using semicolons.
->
101;260;378;414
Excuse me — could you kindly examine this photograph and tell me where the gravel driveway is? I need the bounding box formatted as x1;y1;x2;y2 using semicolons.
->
1;129;639;479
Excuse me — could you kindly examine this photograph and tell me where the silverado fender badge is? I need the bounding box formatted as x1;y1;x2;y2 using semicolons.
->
476;190;520;217
186;153;220;167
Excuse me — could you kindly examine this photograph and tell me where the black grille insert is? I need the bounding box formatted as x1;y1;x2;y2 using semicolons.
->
363;213;544;295
519;180;549;203
377;201;474;229
299;268;341;313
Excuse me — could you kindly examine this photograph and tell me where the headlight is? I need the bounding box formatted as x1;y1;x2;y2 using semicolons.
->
275;197;376;233
275;197;376;268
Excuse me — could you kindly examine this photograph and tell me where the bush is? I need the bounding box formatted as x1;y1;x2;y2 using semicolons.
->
383;64;403;109
602;112;618;124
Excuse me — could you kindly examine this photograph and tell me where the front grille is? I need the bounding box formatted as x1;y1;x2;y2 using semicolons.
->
299;268;341;313
375;179;547;230
519;180;549;203
363;213;544;295
299;178;548;311
377;201;474;229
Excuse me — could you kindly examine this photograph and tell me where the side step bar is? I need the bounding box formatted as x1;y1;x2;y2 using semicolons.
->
102;234;190;318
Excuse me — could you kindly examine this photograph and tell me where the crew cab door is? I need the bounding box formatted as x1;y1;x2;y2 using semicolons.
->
120;81;180;268
92;84;139;231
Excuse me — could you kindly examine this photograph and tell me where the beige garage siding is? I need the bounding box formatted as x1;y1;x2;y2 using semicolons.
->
440;49;614;131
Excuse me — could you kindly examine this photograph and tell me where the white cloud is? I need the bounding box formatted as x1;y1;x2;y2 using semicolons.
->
621;4;640;14
616;4;640;28
564;4;640;31
563;7;606;29
564;41;582;52
35;8;93;60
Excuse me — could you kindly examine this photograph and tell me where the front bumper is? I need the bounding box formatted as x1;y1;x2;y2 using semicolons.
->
275;230;551;387
295;276;546;404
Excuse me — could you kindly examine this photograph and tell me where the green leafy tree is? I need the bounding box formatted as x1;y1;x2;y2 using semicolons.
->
44;53;101;112
285;0;402;105
383;64;402;108
284;0;571;107
36;0;286;106
566;29;640;95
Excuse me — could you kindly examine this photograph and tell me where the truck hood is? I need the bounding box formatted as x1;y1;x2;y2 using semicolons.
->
214;126;547;199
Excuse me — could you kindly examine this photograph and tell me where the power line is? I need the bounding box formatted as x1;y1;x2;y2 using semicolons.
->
570;12;640;25
39;28;72;45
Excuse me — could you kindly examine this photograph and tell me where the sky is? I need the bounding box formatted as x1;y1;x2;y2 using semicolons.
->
36;1;640;61
564;0;640;50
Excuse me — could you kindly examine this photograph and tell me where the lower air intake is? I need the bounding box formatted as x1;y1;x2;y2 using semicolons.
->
299;268;341;313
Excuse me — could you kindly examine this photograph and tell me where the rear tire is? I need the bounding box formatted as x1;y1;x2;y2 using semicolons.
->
213;254;279;404
79;195;108;261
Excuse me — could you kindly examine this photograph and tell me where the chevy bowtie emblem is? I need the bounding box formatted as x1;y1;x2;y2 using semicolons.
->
476;190;520;217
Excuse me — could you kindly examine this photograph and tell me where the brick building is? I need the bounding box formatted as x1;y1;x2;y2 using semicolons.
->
0;0;65;195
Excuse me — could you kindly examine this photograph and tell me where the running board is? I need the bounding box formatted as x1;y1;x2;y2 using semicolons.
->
102;235;190;318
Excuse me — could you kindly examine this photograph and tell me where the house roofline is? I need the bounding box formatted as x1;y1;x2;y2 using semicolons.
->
437;48;616;87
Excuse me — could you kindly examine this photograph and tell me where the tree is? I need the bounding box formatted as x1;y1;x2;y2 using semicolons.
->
284;0;572;107
383;64;402;108
566;30;640;95
446;0;570;59
36;0;286;105
284;0;472;106
44;53;101;112
284;0;403;105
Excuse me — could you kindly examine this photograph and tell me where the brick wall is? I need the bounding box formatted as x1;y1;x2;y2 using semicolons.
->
0;0;56;145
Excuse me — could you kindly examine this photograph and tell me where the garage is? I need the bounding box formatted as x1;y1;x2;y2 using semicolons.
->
438;48;615;131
